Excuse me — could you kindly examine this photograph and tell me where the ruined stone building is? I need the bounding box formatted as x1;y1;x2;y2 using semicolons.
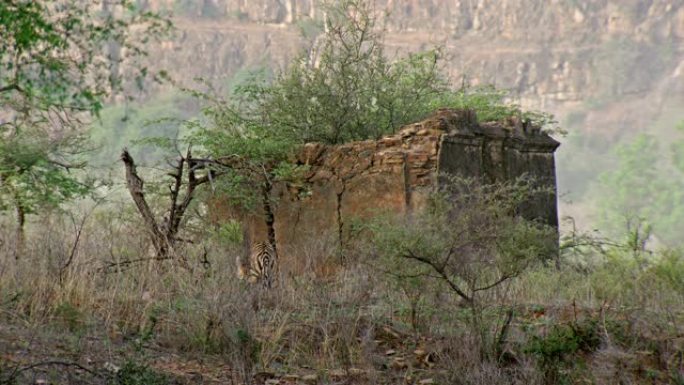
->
216;108;560;260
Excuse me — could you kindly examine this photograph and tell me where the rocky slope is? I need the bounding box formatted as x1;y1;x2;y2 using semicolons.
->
148;0;684;111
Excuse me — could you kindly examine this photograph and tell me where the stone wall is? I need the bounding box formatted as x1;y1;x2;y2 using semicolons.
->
216;109;559;261
437;112;560;228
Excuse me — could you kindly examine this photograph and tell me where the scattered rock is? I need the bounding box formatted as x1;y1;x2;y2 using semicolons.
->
328;367;365;378
103;361;120;374
400;127;417;137
391;357;408;370
280;374;301;384
348;367;364;376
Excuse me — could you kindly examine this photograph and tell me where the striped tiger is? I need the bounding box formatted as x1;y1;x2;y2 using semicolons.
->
237;241;278;288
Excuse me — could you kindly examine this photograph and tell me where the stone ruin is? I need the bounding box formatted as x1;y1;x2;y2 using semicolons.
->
215;108;560;260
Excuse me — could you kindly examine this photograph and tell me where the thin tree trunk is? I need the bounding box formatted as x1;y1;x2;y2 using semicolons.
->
261;182;277;256
13;197;25;260
121;150;170;258
236;219;252;280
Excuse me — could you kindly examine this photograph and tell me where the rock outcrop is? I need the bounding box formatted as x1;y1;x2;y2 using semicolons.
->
214;109;560;260
145;0;684;116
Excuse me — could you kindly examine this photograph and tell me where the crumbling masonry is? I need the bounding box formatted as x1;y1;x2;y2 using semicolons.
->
215;108;560;261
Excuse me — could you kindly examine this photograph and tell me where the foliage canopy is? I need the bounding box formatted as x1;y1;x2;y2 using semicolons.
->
592;132;684;245
0;0;170;232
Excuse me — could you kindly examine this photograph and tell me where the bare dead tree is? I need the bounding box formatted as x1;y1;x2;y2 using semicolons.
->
120;143;287;272
120;148;215;259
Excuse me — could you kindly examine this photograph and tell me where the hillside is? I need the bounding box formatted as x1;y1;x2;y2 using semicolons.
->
149;0;684;124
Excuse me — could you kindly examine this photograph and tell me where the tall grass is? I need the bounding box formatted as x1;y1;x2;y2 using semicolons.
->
1;206;683;384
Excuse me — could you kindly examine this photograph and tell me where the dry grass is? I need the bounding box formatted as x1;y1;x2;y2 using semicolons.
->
1;207;683;384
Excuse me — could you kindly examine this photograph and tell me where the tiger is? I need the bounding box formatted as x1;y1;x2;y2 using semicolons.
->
237;241;278;288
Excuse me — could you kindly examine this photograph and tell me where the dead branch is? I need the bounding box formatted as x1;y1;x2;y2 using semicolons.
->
59;213;87;285
48;159;87;170
121;149;169;257
166;153;185;234
472;274;514;293
10;360;102;379
59;199;103;283
0;83;23;94
121;147;219;260
402;249;473;304
99;256;175;273
495;308;515;362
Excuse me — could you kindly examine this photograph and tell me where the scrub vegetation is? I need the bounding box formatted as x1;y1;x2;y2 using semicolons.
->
1;1;682;384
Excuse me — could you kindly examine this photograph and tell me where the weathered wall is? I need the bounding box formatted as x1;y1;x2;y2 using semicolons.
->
438;114;560;227
215;109;559;261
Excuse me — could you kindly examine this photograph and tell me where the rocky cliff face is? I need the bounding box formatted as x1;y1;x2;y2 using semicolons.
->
147;0;684;116
213;109;559;261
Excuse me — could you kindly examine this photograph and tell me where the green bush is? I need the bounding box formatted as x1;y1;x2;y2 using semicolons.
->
54;302;84;333
110;361;169;385
525;320;601;360
525;319;601;384
90;92;199;167
651;249;684;295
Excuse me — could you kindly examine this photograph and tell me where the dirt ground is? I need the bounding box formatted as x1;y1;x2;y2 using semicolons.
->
0;320;235;385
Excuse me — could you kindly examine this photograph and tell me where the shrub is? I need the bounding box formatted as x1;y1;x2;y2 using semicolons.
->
110;361;169;385
54;302;84;333
362;175;557;360
525;319;601;384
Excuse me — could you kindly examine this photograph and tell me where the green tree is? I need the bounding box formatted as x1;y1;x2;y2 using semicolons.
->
173;0;442;252
672;120;684;173
0;0;169;256
593;133;684;245
218;0;554;147
0;130;91;257
256;0;446;144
